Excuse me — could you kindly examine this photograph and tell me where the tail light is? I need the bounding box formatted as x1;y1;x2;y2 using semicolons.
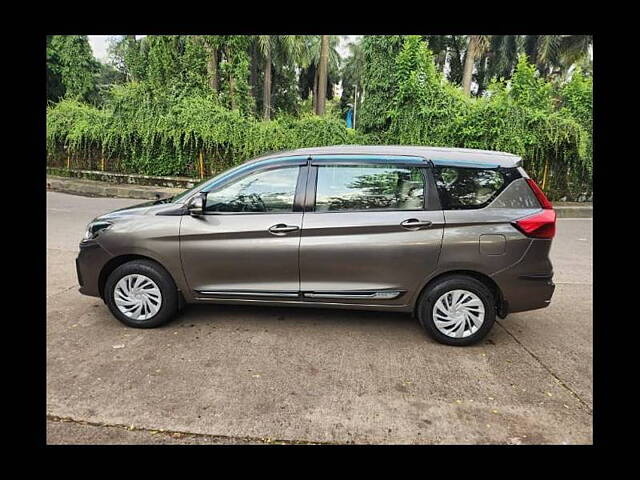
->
513;178;556;239
525;178;553;209
514;209;556;238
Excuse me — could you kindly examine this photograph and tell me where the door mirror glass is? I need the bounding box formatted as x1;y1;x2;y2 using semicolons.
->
187;192;206;216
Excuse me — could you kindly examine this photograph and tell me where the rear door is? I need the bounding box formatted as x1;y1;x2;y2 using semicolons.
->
298;155;444;307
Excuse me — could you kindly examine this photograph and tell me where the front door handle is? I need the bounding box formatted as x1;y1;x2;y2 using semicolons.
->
400;218;433;230
268;224;300;235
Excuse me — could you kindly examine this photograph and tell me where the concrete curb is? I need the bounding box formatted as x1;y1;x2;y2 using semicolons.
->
47;176;184;201
554;206;592;218
47;167;198;189
47;175;593;217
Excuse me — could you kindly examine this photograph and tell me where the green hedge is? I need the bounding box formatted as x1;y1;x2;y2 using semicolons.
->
47;83;368;177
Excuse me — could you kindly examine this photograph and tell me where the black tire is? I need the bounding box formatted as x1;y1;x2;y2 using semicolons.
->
416;275;496;346
104;259;178;328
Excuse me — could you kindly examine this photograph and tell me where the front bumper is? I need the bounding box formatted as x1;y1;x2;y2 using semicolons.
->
76;241;113;297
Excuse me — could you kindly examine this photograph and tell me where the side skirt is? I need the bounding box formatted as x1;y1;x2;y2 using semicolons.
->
192;289;411;311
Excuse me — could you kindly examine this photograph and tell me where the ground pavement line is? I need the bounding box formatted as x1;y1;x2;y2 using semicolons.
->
47;414;338;445
494;321;592;414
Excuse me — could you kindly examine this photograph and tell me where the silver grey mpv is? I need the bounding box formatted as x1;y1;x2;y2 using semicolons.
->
76;145;556;346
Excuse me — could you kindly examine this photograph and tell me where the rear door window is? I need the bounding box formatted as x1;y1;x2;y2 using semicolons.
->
434;167;506;209
314;164;425;212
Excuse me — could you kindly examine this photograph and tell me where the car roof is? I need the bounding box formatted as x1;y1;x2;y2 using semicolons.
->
246;145;522;168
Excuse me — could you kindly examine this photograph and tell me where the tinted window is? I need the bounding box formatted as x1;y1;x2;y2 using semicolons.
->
204;167;299;213
315;165;424;212
434;167;505;209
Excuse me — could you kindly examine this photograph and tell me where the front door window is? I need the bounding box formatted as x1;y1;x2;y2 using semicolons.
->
205;167;300;213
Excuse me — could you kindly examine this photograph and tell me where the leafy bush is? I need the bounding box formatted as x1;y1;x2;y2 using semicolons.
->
47;82;368;177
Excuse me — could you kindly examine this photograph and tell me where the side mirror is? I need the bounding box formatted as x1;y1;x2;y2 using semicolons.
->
187;192;206;216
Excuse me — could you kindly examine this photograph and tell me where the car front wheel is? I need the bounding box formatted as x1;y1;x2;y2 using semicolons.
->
104;259;178;328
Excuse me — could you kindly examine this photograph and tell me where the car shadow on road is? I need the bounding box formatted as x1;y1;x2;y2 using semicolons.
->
170;302;422;334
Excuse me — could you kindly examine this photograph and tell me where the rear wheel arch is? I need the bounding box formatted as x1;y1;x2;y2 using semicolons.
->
413;270;505;317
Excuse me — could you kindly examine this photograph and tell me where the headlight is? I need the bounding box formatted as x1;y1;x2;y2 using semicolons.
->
84;221;112;241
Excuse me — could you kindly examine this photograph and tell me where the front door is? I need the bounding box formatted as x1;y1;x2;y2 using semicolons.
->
299;158;444;306
180;163;305;297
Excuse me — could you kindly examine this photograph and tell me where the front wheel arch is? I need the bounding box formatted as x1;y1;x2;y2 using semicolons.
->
98;254;183;309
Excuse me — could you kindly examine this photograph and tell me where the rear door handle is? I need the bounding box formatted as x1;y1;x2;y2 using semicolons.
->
268;224;300;235
400;218;433;230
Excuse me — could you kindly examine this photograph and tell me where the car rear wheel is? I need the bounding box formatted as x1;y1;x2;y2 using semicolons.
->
104;260;178;328
417;275;496;346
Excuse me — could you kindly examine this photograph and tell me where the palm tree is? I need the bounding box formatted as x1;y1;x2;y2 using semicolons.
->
299;36;341;112
423;35;451;72
524;35;592;79
462;35;491;95
446;35;466;86
316;35;330;115
254;35;306;120
485;35;523;81
559;35;592;67
461;35;591;93
255;36;272;119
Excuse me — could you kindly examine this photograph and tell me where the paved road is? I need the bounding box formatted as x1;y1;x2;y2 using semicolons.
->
46;192;593;444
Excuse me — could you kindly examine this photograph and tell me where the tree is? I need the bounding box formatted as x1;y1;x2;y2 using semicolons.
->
47;35;100;104
446;35;466;86
423;35;466;85
297;36;341;112
560;67;592;179
120;35;141;82
460;35;592;92
47;36;65;103
423;35;449;72
359;35;405;133
315;36;330;115
258;36;273;119
270;62;301;116
387;35;466;145
94;62;126;105
340;38;365;119
218;36;253;114
481;35;523;92
255;35;306;120
203;36;221;93
462;35;490;95
524;35;592;80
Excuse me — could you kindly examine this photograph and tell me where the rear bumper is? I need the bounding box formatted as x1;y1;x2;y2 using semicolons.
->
499;276;555;314
492;239;556;315
76;241;113;298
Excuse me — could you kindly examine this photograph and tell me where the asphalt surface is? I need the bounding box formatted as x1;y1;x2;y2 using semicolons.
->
46;191;593;445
